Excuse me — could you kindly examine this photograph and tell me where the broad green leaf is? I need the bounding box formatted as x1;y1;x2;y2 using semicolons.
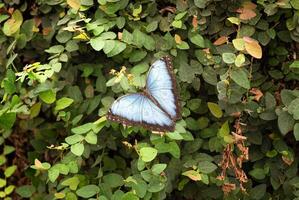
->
85;132;97;144
140;147;158;162
55;97;74;111
48;167;59;182
3;10;23;36
67;0;81;10
189;34;205;48
0;178;6;188
15;185;36;198
71;123;94;134
197;161;217;174
39;90;56;104
294;123;299;141
0;112;16;130
207;102;223;118
231;68;250;89
151;164;167;175
65;134;84;145
90;37;105;51
222;53;236;64
121;192;139;200
61;176;80;190
103;173;124;188
71;143;84;156
76;185;100;198
278;111;294;135
4;165;17;178
232;38;245;51
235;54;246;67
107;41;126;57
182;170;201;181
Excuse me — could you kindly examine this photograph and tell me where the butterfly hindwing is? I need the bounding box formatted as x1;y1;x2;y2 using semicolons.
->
107;93;175;132
146;56;180;120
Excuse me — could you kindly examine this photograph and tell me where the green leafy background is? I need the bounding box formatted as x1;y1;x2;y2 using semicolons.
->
0;0;298;199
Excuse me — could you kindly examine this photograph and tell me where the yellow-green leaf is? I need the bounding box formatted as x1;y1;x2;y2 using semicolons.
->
67;0;81;10
207;102;223;118
3;9;23;36
182;170;201;181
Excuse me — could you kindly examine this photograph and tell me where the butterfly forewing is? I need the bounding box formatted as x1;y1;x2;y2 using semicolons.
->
108;94;175;132
146;57;181;120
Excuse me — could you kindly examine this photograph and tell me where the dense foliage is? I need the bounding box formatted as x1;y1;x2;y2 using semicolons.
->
0;0;299;199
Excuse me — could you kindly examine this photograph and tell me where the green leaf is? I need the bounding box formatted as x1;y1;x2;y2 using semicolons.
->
90;37;105;51
182;170;201;181
15;185;36;198
290;60;299;69
0;112;16;130
107;41;126;57
85;132;97;144
139;147;158;162
291;0;299;9
71;143;84;156
39;90;56;104
231;68;250;89
233;38;245;51
103;40;116;54
5;185;15;195
235;54;246;67
294;123;299;141
3;9;23;36
249;184;267;200
103;173;124;188
65;134;84;145
3;145;15;155
222;53;236;64
121;192;139;200
61;176;80;190
71;123;94;134
55;97;74;111
207;102;223;118
146;21;158;32
76;185;100;198
4;165;17;178
0;179;6;188
288;98;299;120
151;164;167;175
197;161;217;174
278;111;294;135
48;167;59;182
249;168;266;180
189;34;205;48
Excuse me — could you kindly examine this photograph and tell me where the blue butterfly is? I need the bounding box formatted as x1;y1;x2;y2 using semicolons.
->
107;56;181;132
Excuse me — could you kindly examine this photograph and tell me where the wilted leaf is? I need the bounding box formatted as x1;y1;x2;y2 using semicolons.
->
243;37;262;59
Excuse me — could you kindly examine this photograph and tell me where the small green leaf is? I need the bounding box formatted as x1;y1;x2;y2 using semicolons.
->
235;54;246;67
65;134;84;145
90;37;105;51
189;34;205;48
15;185;36;198
231;68;250;89
222;53;236;64
71;123;94;134
39;90;56;104
207;102;223;118
197;161;217;174
3;10;23;36
61;176;80;190
55;97;74;111
103;173;124;188
48;167;59;182
278;111;294;135
121;192;139;200
294;123;299;141
151;164;167;175
4;165;17;178
76;185;100;198
85;132;97;144
140;147;158;162
182;170;201;181
71;143;84;156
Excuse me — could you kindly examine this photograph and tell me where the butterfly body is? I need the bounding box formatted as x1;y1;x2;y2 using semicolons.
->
107;56;180;132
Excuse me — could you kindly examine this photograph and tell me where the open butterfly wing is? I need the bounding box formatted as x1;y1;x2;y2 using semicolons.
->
146;56;181;120
107;94;175;132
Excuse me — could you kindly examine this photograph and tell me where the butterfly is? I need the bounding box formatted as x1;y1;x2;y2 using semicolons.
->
107;56;181;132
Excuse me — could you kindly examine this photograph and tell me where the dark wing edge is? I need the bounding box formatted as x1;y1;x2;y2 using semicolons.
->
159;56;181;121
107;94;176;132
